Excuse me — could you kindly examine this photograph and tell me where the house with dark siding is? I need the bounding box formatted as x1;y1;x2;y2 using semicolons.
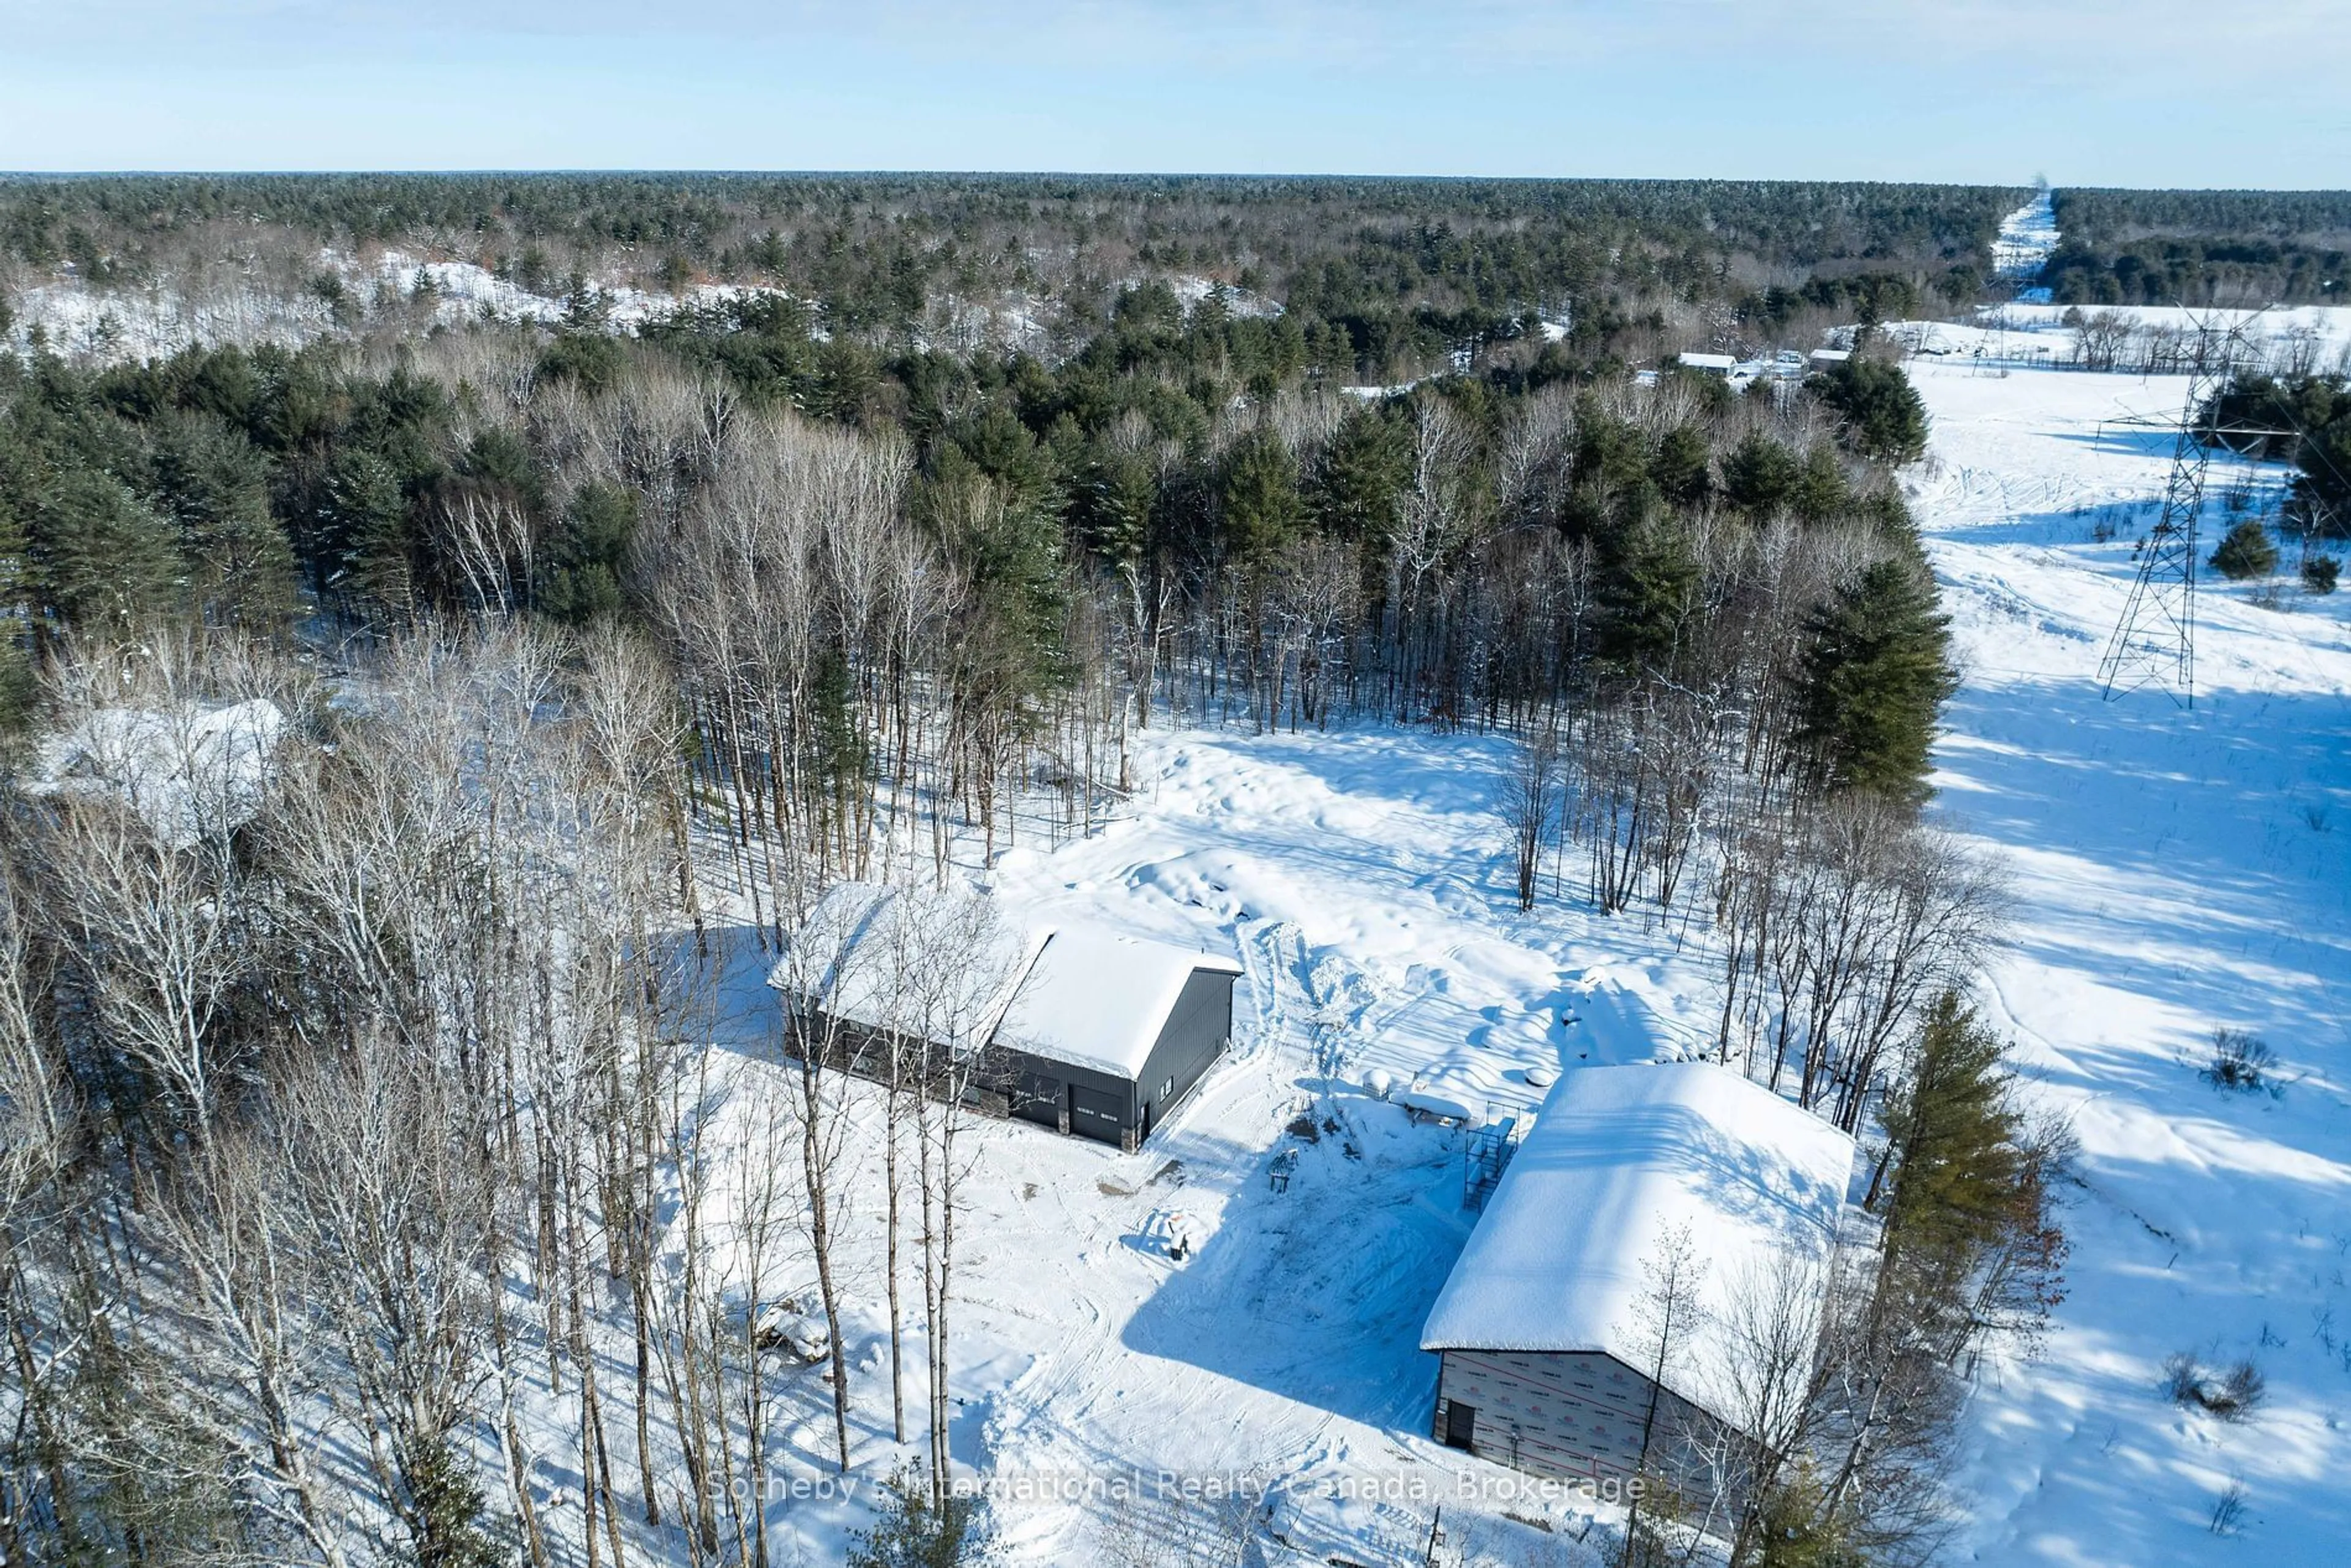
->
768;882;1242;1152
1419;1063;1853;1514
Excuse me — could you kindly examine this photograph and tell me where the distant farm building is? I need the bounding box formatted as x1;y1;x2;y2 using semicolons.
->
768;882;1242;1150
1676;348;1846;389
1420;1063;1853;1506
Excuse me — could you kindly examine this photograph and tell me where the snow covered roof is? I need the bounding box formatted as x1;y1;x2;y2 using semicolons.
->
1676;352;1738;372
996;927;1242;1080
29;699;286;849
772;881;1044;1051
1420;1063;1853;1425
769;883;1242;1079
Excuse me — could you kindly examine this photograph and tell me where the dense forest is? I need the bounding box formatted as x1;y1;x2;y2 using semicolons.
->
2045;187;2351;306
0;174;2019;378
0;173;2075;1568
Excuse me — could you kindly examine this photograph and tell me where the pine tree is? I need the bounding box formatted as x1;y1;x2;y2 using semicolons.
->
1220;426;1304;564
1793;443;1851;523
0;419;36;738
1858;988;2069;1375
1723;431;1802;516
847;1463;988;1568
1878;994;2021;1252
1071;445;1156;566
1754;1469;1869;1568
1310;405;1409;540
152;412;298;631
1596;508;1698;676
1795;553;1957;803
320;446;416;613
1652;423;1714;509
2208;518;2277;580
402;1438;504;1568
537;481;637;625
29;466;182;634
1815;358;1929;465
915;451;1068;694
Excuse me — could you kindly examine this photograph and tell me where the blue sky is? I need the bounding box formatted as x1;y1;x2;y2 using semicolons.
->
4;2;2347;186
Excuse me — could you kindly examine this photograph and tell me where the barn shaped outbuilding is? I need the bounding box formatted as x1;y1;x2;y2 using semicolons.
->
1420;1063;1853;1504
768;882;1243;1151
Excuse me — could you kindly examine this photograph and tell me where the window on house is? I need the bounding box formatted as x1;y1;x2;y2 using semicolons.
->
1161;1077;1175;1098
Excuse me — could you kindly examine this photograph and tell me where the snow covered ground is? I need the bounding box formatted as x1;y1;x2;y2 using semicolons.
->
1881;303;2351;377
670;348;2351;1565
4;254;1277;366
689;727;1698;1564
1;249;791;361
1907;360;2351;1564
1992;190;2061;294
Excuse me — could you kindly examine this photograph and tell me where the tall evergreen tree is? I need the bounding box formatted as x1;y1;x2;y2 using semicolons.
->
0;415;36;737
1652;423;1714;509
1795;553;1957;803
29;467;182;635
1815;358;1930;466
1793;443;1852;523
1595;508;1698;676
1310;405;1410;540
1870;990;2049;1359
319;446;416;613
152;411;299;631
1722;431;1802;516
1220;425;1305;565
1071;445;1156;566
537;481;637;626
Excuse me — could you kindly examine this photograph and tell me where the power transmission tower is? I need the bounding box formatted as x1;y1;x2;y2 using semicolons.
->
2096;315;2258;706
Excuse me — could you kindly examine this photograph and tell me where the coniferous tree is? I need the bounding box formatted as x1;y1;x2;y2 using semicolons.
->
29;467;182;634
1220;426;1305;565
2208;518;2277;580
1596;508;1698;676
1652;423;1714;509
319;447;416;613
1310;405;1410;540
1869;990;2063;1361
1070;445;1155;566
152;411;299;631
1878;993;2021;1256
537;481;637;626
846;1464;988;1568
1794;553;1957;803
1723;431;1802;516
1814;358;1930;466
917;449;1067;693
403;1438;504;1568
1793;443;1852;523
0;417;35;737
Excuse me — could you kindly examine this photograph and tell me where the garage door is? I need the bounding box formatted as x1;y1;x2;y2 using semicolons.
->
1069;1084;1126;1144
1013;1073;1063;1129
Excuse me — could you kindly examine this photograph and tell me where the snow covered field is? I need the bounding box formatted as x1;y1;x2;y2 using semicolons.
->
675;349;2351;1566
1883;303;2351;377
1907;361;2351;1565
